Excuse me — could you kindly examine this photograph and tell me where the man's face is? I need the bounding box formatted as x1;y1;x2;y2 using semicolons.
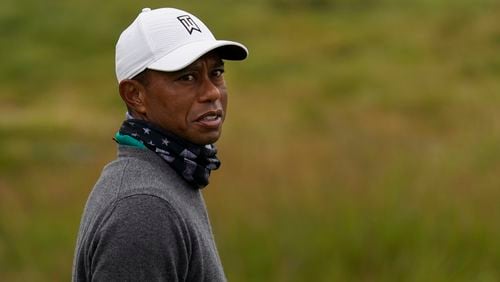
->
140;53;228;145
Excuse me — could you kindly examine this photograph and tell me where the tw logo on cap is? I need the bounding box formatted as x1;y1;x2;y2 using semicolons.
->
177;15;201;35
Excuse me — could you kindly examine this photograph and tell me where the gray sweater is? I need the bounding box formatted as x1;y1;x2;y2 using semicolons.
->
72;145;226;281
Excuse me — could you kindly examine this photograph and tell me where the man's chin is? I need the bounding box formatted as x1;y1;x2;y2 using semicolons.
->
185;130;222;145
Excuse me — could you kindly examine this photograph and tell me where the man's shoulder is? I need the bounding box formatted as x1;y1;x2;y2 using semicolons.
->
104;145;164;177
100;145;181;189
80;146;194;240
93;145;195;208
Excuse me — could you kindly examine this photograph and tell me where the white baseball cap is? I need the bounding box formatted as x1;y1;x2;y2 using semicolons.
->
115;7;248;82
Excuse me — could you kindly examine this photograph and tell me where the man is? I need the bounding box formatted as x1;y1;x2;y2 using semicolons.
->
72;7;248;281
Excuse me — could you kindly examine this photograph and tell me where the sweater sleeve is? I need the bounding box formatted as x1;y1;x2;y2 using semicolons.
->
89;195;190;282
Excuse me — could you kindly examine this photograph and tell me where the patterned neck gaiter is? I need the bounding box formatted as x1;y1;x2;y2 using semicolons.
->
118;119;221;189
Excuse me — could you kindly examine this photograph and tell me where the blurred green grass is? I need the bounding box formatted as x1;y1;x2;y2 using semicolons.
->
1;0;500;281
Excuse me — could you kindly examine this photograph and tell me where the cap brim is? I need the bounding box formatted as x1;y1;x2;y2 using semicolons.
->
147;40;248;72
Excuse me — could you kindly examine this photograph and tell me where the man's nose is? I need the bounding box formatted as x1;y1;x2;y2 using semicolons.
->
198;77;222;103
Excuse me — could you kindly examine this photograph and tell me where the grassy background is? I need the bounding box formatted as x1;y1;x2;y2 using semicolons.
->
1;0;500;281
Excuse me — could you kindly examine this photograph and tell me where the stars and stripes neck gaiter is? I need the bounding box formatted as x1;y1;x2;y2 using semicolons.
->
118;119;221;189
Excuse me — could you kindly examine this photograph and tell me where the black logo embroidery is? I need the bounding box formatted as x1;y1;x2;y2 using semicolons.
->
177;15;201;35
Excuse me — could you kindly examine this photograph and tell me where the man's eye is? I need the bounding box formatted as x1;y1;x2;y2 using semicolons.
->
179;74;195;81
213;69;224;78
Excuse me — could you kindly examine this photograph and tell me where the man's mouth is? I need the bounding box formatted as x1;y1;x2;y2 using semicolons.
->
200;113;220;121
195;110;223;128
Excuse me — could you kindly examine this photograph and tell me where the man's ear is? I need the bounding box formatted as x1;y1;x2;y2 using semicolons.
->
119;79;147;116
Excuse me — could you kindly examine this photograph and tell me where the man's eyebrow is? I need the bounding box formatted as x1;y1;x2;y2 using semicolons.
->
214;60;224;68
180;58;224;72
215;60;225;68
175;62;201;73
